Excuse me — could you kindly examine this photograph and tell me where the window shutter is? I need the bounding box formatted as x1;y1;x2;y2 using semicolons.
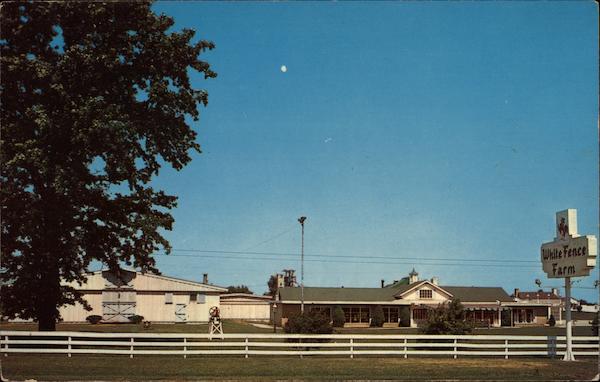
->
197;294;205;304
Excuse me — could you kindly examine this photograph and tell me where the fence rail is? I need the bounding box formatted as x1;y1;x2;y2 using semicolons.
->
0;331;597;358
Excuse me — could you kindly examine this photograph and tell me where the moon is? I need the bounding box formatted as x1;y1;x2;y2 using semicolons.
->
280;65;287;73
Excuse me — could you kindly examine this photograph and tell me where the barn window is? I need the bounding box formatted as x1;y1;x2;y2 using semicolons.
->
197;294;205;304
419;289;433;299
190;293;197;302
165;293;173;304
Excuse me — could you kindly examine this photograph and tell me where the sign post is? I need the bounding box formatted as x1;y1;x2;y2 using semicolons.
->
541;209;597;361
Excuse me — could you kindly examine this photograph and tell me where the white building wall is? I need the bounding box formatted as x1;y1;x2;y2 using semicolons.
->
220;303;271;320
59;293;102;322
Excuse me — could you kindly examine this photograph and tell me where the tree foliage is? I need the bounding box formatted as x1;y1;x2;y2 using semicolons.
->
227;285;253;294
266;275;278;296
0;2;216;330
420;299;474;335
332;306;345;328
370;305;384;327
284;310;333;335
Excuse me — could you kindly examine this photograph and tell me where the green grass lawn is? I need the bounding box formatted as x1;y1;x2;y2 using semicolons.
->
0;320;278;333
2;355;597;381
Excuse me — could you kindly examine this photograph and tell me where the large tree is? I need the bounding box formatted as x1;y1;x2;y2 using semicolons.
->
1;2;216;330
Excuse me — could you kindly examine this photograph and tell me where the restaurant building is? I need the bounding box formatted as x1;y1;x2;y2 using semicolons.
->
274;269;514;328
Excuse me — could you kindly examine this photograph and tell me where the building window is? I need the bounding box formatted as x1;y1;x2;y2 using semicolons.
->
165;293;173;304
419;289;433;299
413;308;429;320
190;293;197;302
341;307;370;323
384;307;399;323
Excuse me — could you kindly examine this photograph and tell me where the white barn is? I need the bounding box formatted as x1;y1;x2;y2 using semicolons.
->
60;269;227;323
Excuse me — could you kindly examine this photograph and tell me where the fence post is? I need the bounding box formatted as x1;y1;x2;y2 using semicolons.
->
183;337;187;359
68;336;72;358
245;337;249;359
130;337;134;359
350;338;354;359
453;338;457;359
3;335;7;357
505;339;509;359
404;338;407;359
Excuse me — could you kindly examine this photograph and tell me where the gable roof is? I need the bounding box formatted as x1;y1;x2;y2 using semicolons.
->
63;269;227;293
394;280;454;299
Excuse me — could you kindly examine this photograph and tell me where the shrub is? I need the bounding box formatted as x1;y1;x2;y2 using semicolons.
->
284;310;333;335
332;306;345;328
86;315;102;324
129;315;144;324
370;305;384;327
548;314;556;327
399;307;411;327
420;299;473;335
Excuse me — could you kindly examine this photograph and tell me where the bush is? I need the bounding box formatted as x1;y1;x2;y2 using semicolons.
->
420;299;473;335
284;310;333;335
332;306;345;328
86;315;102;324
129;315;144;324
399;307;411;327
548;314;556;327
370;305;384;327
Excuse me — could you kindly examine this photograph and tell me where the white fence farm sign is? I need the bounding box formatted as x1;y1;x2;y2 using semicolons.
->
541;209;597;278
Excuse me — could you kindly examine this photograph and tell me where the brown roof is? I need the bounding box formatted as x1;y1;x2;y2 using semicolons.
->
516;291;561;300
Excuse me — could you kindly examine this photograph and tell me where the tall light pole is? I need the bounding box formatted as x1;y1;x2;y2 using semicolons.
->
298;216;306;314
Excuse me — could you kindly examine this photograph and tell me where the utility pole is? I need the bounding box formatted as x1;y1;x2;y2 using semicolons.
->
298;216;306;314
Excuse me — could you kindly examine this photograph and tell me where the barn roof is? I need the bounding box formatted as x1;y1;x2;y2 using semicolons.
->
62;269;227;293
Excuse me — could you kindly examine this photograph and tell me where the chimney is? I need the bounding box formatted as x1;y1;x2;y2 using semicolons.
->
514;288;520;298
431;277;439;286
203;273;208;284
381;279;385;288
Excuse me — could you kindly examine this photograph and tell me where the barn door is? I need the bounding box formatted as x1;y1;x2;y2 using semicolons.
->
175;304;187;323
102;291;136;323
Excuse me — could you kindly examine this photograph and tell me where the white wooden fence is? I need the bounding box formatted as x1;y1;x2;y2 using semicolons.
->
0;331;597;359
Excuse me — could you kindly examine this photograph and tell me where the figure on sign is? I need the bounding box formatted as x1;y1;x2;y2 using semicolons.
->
558;217;569;240
208;306;223;338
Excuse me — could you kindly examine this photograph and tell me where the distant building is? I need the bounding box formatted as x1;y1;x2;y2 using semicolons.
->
506;288;562;325
274;269;514;328
58;269;227;323
220;293;273;321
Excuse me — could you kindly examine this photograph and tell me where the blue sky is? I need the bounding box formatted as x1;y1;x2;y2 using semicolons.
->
144;1;599;301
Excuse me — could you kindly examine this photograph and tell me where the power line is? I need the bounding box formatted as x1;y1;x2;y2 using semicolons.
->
170;248;539;264
241;227;295;251
157;252;540;269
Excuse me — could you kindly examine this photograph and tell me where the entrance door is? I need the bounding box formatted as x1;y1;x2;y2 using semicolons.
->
175;304;187;322
102;291;136;322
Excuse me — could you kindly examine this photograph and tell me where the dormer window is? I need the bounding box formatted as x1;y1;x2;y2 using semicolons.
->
420;289;432;299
